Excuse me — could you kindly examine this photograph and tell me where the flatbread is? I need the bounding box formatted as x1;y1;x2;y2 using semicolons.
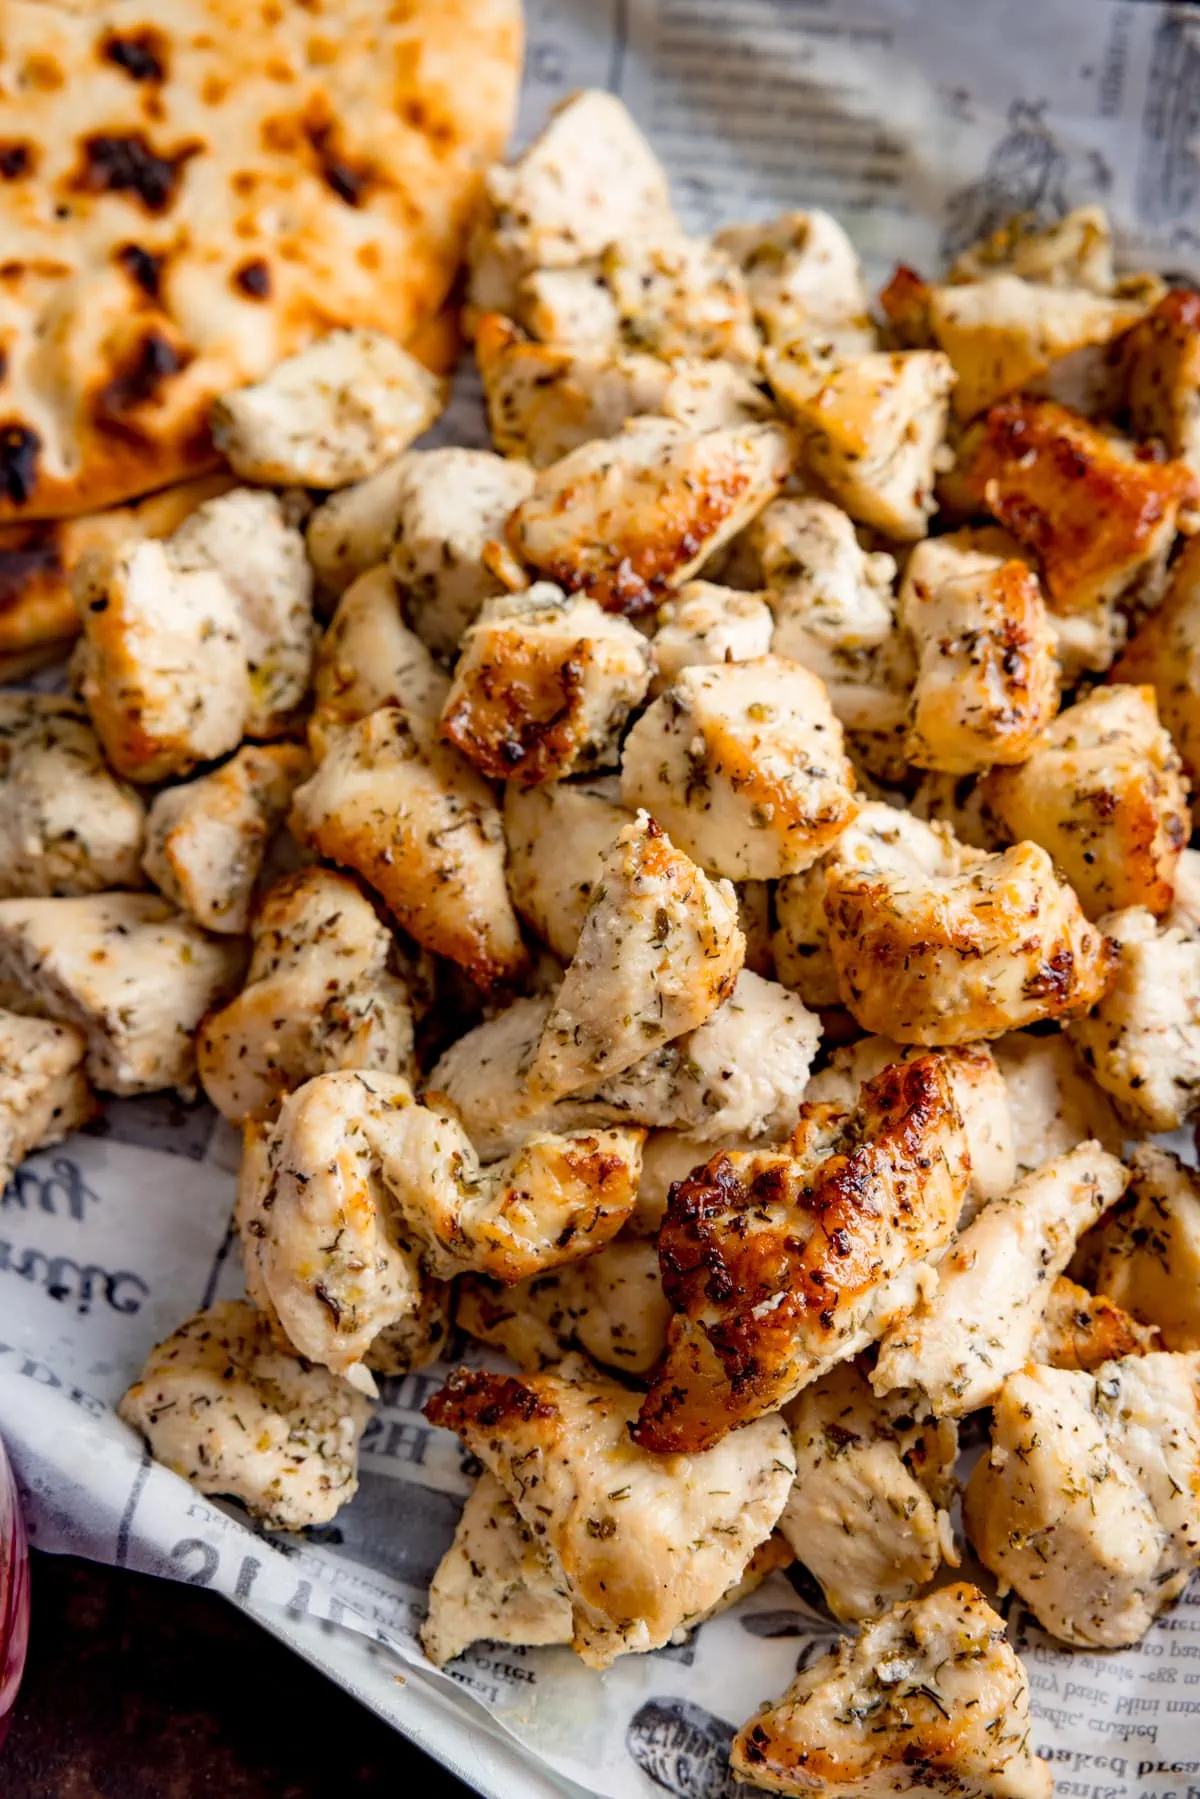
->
0;0;521;520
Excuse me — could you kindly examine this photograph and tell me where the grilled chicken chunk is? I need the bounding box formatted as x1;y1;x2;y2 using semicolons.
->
503;777;630;960
1074;1144;1200;1350
0;893;243;1095
753;497;898;687
1124;289;1200;475
717;209;871;350
772;857;843;1009
631;1126;771;1236
1033;1275;1160;1371
1113;536;1200;822
602;232;761;365
424;1356;794;1668
947;204;1121;292
309;567;449;755
305;456;414;597
421;1471;573;1667
196;868;415;1125
515;267;621;353
992;1030;1123;1176
119;1301;369;1530
965;1353;1200;1647
0;1011;95;1186
731;1584;1052;1799
637;1055;969;1452
289;705;525;989
0;695;145;897
651;582;774;693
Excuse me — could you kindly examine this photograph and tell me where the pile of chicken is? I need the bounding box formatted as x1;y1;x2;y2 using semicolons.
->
3;88;1199;1796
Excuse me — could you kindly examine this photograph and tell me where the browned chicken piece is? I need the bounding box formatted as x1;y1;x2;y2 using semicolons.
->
621;657;860;880
1113;535;1200;823
309;567;449;756
635;1055;969;1453
981;685;1189;919
196;868;415;1125
657;359;778;432
992;1029;1124;1176
602;233;761;365
505;419;793;615
305;456;414;597
503;777;630;961
142;745;311;936
944;396;1195;615
0;893;243;1095
753;496;899;687
731;1584;1052;1799
0;694;145;897
650;582;775;694
119;1301;369;1531
948;204;1123;291
1073;1143;1200;1350
1033;1275;1160;1371
717;209;873;351
440;585;651;785
289;705;526;990
1124;289;1200;475
527;813;744;1102
424;1355;794;1668
0;1011;96;1186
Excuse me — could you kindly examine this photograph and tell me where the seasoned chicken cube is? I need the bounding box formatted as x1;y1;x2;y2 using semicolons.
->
142;745;310;936
621;658;859;879
631;1127;765;1236
899;537;1058;774
602;233;760;365
768;349;954;540
753;498;897;682
118;1301;369;1530
503;777;629;960
1113;536;1200;821
650;581;774;694
0;1011;95;1186
0;695;145;897
388;449;536;655
289;705;526;989
824;808;1113;1044
946;397;1195;614
74;540;249;783
1067;904;1200;1131
526;813;744;1101
717;209;871;350
772;861;842;1009
305;455;413;597
1075;1144;1200;1350
424;1355;794;1668
731;1584;1052;1799
873;1143;1127;1416
949;204;1120;292
505;418;793;614
1124;289;1200;475
0;894;243;1095
309;567;449;756
992;1029;1123;1176
210;330;446;488
981;685;1189;919
441;585;651;785
778;1362;958;1622
197;868;414;1125
964;1353;1200;1647
1034;1275;1160;1371
515;266;621;353
636;1055;968;1452
658;359;777;432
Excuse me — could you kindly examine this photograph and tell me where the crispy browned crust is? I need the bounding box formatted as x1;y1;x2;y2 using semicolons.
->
441;638;589;783
1124;288;1200;443
1038;1276;1161;1372
634;1055;968;1454
878;262;935;347
425;1367;557;1435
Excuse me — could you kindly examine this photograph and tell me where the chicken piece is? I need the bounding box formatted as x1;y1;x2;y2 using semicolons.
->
506;418;793;615
424;1355;794;1668
731;1583;1051;1799
0;1011;95;1185
118;1301;369;1531
637;1055;969;1452
622;658;859;880
1075;1144;1200;1350
421;1471;573;1667
650;582;774;694
898;537;1058;775
441;585;651;785
992;1029;1123;1177
768;349;954;540
964;1353;1200;1647
289;705;525;989
872;1144;1127;1416
1124;289;1200;476
305;456;414;597
527;813;744;1101
514;266;622;353
196;868;413;1124
309;568;449;756
1033;1275;1160;1371
502;777;629;961
772;861;842;1009
949;204;1120;292
753;498;898;685
1113;536;1200;821
388;448;536;656
1067;904;1200;1131
241;1070;642;1376
166;489;315;738
456;1233;671;1378
602;233;761;366
142;745;310;936
0;894;243;1095
717;209;871;350
945;398;1194;614
74;540;249;783
777;1362;958;1622
210;330;445;488
0;695;145;897
658;359;777;432
824;807;1113;1045
981;685;1190;919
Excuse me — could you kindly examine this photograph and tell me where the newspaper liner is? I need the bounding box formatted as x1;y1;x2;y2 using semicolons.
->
5;1;1200;1792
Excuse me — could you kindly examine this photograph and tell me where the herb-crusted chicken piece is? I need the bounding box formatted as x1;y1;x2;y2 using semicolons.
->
1074;1144;1200;1350
651;581;775;693
1113;536;1200;822
947;204;1122;291
772;856;842;1009
309;567;450;756
1033;1276;1160;1372
196;868;415;1125
502;777;630;960
731;1584;1052;1799
992;1029;1124;1176
716;209;872;350
305;455;415;597
753;497;898;688
636;1055;969;1452
0;695;145;897
424;1355;795;1668
1123;288;1200;476
0;1011;96;1187
118;1301;369;1531
602;232;761;365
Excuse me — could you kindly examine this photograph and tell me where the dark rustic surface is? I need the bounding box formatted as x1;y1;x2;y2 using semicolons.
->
1;1551;475;1797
